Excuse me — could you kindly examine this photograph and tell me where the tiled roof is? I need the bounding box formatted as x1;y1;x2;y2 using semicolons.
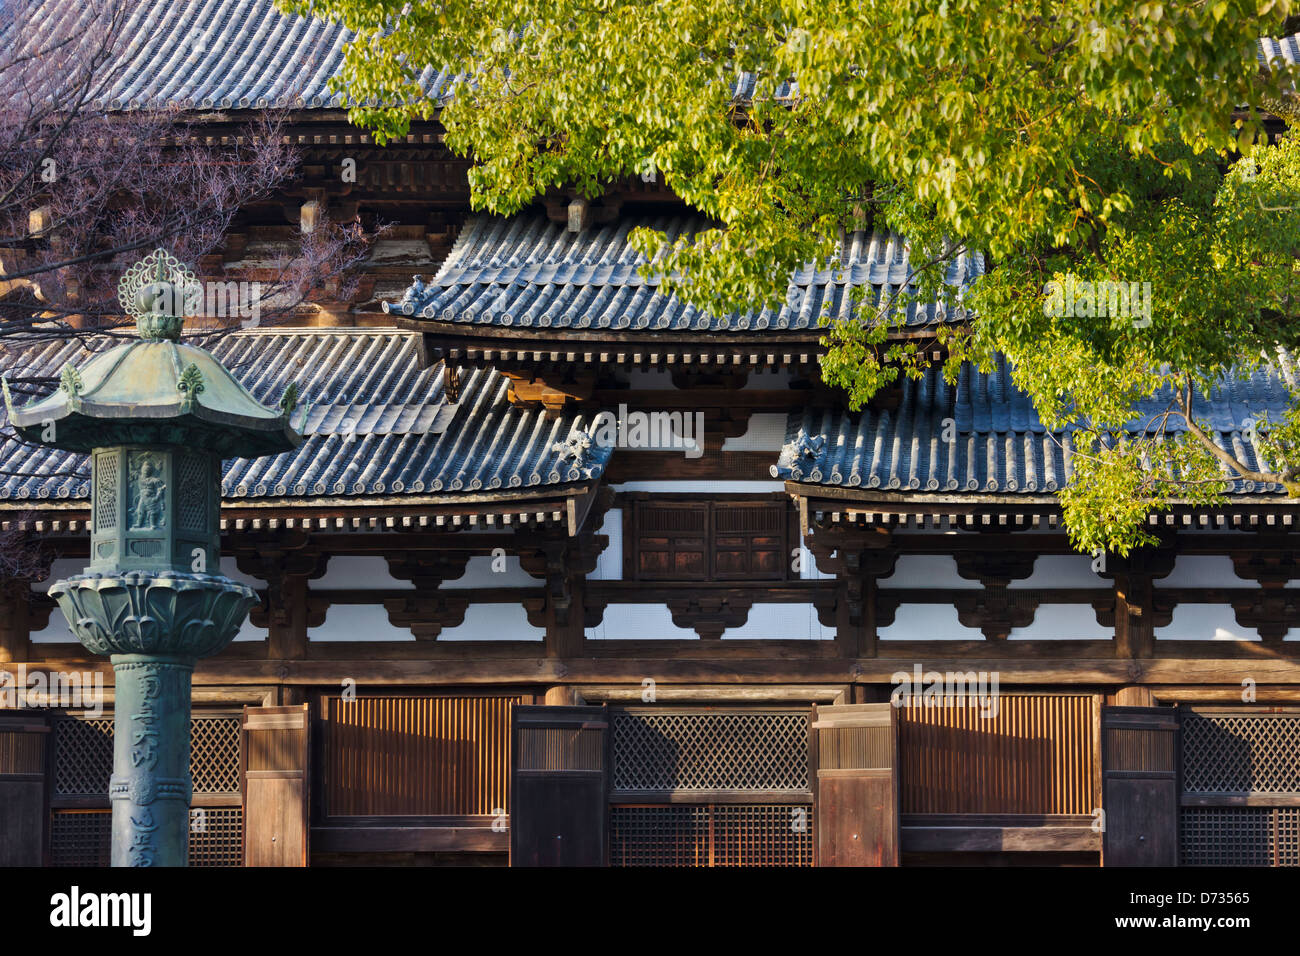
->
0;329;610;502
774;357;1296;494
11;2;1293;113
383;213;982;333
1259;35;1300;67
8;0;455;110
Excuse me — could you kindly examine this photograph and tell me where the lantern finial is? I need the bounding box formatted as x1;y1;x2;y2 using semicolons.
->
117;248;197;341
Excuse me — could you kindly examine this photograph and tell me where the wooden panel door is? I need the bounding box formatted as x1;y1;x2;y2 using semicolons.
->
242;704;310;867
0;713;49;865
814;703;899;866
1102;706;1179;866
511;705;607;866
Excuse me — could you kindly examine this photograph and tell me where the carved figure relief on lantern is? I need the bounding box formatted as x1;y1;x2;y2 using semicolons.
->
129;451;167;531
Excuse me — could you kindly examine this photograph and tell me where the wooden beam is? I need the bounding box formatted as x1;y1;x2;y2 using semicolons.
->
311;826;507;853
900;822;1101;853
575;683;849;704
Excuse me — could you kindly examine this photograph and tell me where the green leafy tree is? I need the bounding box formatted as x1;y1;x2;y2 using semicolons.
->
288;0;1300;554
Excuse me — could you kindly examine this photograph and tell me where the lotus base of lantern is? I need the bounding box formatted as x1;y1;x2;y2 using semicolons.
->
49;571;258;659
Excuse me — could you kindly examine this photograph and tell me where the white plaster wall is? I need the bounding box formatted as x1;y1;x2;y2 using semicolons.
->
879;555;979;589
721;603;834;640
721;413;789;452
30;559;86;593
1155;555;1300;589
879;604;983;641
1156;604;1263;642
219;556;267;589
586;603;681;640
1009;554;1107;589
29;616;77;644
232;618;268;643
589;508;623;580
310;604;413;641
797;541;834;581
1009;605;1112;640
29;560;85;644
442;554;538;589
438;603;545;642
313;555;413;590
1159;555;1234;588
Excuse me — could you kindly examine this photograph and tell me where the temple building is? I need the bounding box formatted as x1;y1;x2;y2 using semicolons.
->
0;0;1298;868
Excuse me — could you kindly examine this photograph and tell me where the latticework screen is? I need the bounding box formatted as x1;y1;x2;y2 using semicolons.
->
190;716;241;793
50;713;243;866
1180;808;1300;867
54;714;241;795
610;710;810;793
609;805;813;866
49;810;112;867
50;808;243;867
187;808;245;866
1182;712;1300;793
53;717;113;795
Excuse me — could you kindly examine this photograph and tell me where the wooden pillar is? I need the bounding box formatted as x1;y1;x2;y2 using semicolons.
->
1112;685;1156;707
520;529;605;659
1102;545;1175;660
807;527;896;660
0;580;33;664
235;535;327;662
268;573;309;660
544;685;583;706
0;549;55;664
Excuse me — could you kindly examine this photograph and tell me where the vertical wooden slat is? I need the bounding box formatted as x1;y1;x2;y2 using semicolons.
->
323;694;517;816
898;694;1097;814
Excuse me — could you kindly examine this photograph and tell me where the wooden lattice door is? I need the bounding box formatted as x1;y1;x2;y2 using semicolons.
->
1101;706;1179;866
242;704;310;867
1179;708;1300;866
813;703;899;866
0;713;49;865
510;705;608;866
606;707;814;866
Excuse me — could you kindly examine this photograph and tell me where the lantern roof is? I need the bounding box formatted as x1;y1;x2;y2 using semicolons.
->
3;250;304;457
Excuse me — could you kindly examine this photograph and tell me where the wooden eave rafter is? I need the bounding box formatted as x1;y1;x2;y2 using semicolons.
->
400;321;951;373
0;481;607;536
788;481;1300;535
